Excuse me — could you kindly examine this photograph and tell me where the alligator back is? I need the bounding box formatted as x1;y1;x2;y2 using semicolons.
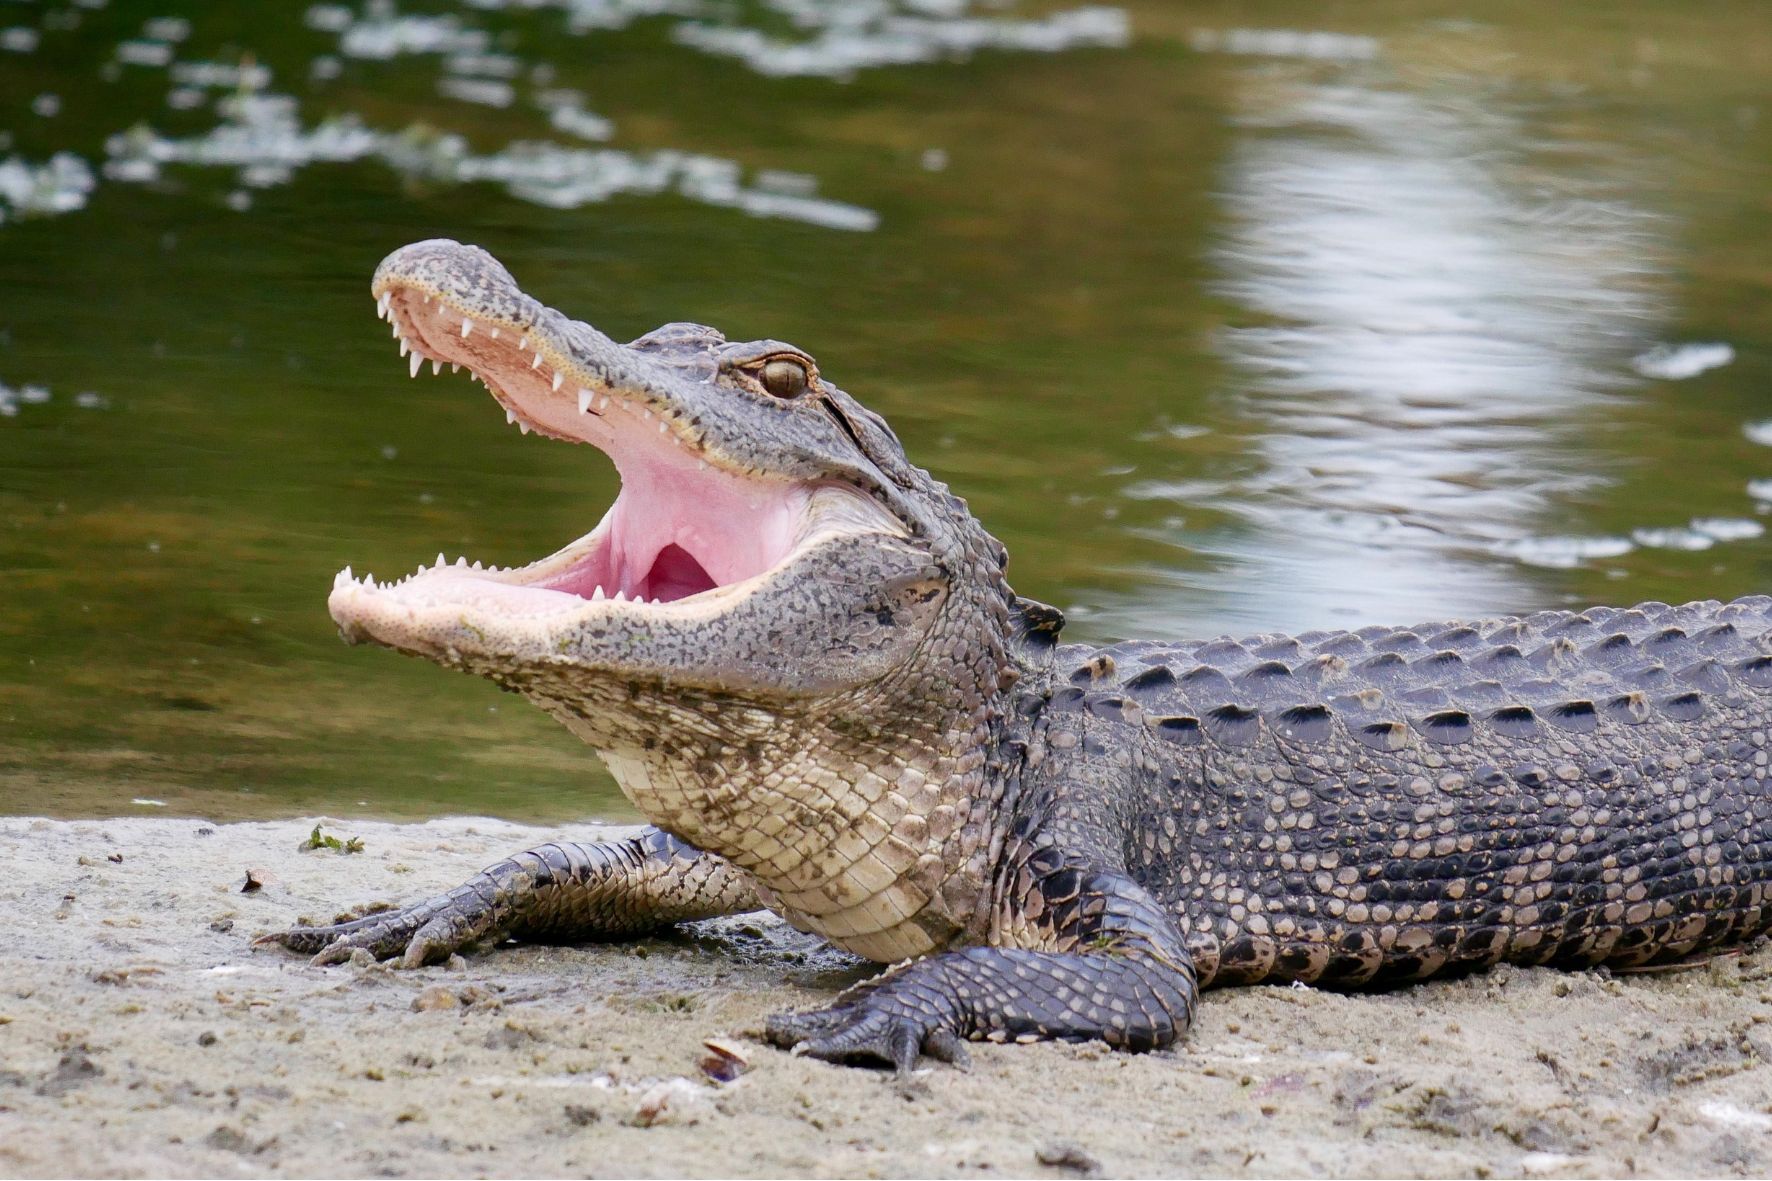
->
1062;596;1772;744
1048;596;1772;987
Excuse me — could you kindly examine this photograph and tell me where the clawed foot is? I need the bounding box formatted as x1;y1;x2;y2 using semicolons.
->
764;996;971;1075
255;895;499;968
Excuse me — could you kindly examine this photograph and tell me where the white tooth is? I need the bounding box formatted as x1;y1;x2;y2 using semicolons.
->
519;421;531;435
532;353;543;369
578;390;592;414
597;395;609;411
698;460;707;472
518;336;528;350
461;318;473;340
591;586;605;601
658;421;667;434
455;555;467;568
506;409;517;425
342;565;353;582
333;569;348;590
651;597;661;605
391;323;400;339
431;359;442;375
451;363;460;373
436;552;447;569
377;293;390;317
490;328;500;340
642;409;652;421
613;590;626;602
398;338;409;357
552;372;563;392
409;352;422;378
471;560;483;570
423;295;432;305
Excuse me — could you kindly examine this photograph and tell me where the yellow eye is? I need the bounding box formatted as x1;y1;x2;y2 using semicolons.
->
760;358;809;398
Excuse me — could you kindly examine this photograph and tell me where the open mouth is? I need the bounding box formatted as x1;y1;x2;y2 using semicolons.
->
329;262;828;633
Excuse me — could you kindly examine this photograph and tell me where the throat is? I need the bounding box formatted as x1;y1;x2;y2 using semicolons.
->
645;544;718;601
568;698;996;962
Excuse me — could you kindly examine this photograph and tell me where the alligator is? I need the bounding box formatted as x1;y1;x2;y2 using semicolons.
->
265;239;1772;1072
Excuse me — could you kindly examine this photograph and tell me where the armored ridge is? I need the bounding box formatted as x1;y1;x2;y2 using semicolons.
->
264;240;1772;1072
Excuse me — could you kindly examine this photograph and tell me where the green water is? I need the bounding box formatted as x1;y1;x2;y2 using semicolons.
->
2;0;1769;821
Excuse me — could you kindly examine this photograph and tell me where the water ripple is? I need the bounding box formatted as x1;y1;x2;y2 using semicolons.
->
1095;56;1673;636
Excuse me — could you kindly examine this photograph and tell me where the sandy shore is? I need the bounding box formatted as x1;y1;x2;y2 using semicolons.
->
1;815;1769;1179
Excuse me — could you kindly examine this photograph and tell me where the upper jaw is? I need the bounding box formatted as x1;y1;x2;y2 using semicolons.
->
330;239;908;662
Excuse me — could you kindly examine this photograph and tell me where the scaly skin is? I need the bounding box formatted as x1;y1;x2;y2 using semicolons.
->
261;241;1772;1073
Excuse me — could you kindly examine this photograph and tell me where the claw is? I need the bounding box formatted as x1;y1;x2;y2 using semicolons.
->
311;937;358;967
400;915;460;968
765;1000;964;1074
923;1029;971;1071
887;1023;921;1075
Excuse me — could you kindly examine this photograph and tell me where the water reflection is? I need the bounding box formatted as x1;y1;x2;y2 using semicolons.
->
0;0;1125;233
1099;57;1673;636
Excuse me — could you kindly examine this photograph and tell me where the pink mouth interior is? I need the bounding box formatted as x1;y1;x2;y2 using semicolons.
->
380;287;805;607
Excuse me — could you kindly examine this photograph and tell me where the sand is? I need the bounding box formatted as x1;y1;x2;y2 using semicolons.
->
1;815;1769;1179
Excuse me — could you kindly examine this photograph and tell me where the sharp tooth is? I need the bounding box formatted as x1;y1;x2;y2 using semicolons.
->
506;409;517;425
342;565;353;582
431;359;442;375
455;555;467;568
658;421;667;434
651;597;661;605
518;336;528;350
451;362;460;373
519;421;531;435
333;568;349;589
423;295;432;305
552;372;563;392
461;318;473;340
409;352;422;378
398;338;409;357
391;323;400;339
471;560;483;570
698;460;708;471
377;293;390;317
598;395;609;412
613;590;626;602
578;389;592;414
490;327;500;340
436;552;447;569
532;353;544;369
642;408;652;421
591;586;605;601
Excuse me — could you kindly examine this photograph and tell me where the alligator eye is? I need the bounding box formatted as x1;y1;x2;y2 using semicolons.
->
760;358;809;398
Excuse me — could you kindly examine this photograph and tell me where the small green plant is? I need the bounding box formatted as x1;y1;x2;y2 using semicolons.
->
302;824;364;854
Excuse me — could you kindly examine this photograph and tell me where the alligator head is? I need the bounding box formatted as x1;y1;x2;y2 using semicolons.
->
331;239;1038;958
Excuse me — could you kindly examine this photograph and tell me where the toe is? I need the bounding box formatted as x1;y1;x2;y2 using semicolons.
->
923;1029;971;1071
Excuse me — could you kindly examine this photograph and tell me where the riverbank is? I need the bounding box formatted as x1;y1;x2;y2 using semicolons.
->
1;816;1768;1178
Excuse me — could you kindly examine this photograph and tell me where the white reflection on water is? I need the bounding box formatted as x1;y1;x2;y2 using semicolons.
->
2;0;1126;236
1098;64;1672;637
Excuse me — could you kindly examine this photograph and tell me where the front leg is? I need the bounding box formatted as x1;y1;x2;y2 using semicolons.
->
765;855;1198;1072
258;827;759;967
